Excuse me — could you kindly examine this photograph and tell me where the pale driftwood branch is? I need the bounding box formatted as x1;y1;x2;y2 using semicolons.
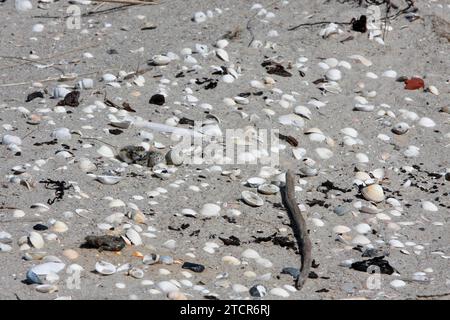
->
282;170;312;289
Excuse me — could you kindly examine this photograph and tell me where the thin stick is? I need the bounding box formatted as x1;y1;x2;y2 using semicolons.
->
281;170;312;290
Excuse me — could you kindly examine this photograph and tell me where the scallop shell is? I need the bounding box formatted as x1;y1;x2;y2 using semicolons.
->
216;49;229;62
361;184;385;203
95;261;117;275
29;231;45;249
241;191;264;207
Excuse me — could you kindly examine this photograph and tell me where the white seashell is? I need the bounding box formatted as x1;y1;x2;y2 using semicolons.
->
216;39;229;49
257;183;279;195
29;232;45;249
348;55;372;66
324;58;339;68
361;184;385;202
152;55;171;66
78;158;96;172
222;74;235;83
315;148;333;160
32;24;44;33
2;135;22;146
216;49;229;62
76;78;94;90
157;281;179;293
292;148;306;160
355;153;369;163
31;262;65;275
382;70;397;78
51;221;68;233
95;261;116;275
15;0;32;12
311;218;325;227
325;68;342;81
355;223;371;234
222;256;241;266
256;257;273;268
418;117;435;128
390;280;406;288
200;203;221;217
193;11;207;23
319;23;340;38
270;288;290;298
389;239;404;248
234;96;249;104
366;72;378;79
51;87;71;98
241;191;264;207
36;284;58;293
96;145;115;158
318;62;330;70
126;229;142;246
370;168;385;180
338;60;352;69
403;145;419;157
102;73;117;82
333;225;351;234
250;80;265;89
352;235;371;245
421;201;438;212
392;122;410;135
94;175;122;185
278;114;305;127
167;291;187;300
242;248;260;259
341;127;358;137
428;85;439;96
354;104;374;112
51;128;72;141
247;177;266;188
294;105;312;119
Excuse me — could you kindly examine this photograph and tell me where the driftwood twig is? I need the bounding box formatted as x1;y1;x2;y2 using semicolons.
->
281;170;312;289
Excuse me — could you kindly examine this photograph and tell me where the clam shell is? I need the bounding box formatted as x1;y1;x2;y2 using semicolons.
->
51;221;68;233
325;68;342;81
216;48;229;62
361;184;385;203
278;114;305;127
51;87;70;98
315;148;333;160
200;203;221;217
392;122;410;135
94;175;122;185
26;270;43;284
294;105;312;119
428;85;439;96
30;262;65;275
421;201;438;212
354;104;375;112
382;70;397;78
129;267;144;279
95;261;117;275
2;134;22;146
157;281;179;293
241;191;264;207
76;78;94;90
299;167;318;177
78;158;96;172
29;231;45;249
102;73;117;82
126;228;142;246
257;183;279;195
152;55;171;66
96;145;115;158
247;177;266;188
418;117;435;128
36;284;58;293
216;39;229;49
333;225;351;234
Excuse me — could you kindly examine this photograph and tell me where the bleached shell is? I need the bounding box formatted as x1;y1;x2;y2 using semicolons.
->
31;262;65;275
389;239;404;248
78;158;96;172
382;70;397;78
366;72;378;79
95;261;116;275
216;49;229;62
418;117;435;128
102;73;117;82
129;267;144;279
348;54;372;66
270;288;290;298
51;221;68;233
193;11;207;23
241;191;264;207
341;127;358;137
242;248;261;259
2;134;22;146
318;61;330;70
355;223;371;234
361;184;385;202
403;145;420;157
126;228;142;246
315;148;333;160
250;80;265;89
338;60;352;69
157;281;179;293
36;284;58;293
94;175;122;185
428;85;439;96
96;145;115;158
222;256;241;266
421;201;438;212
392;122;410;135
200;203;221;217
352;235;371;245
292;148;306;160
51;128;71;140
324;58;339;68
257;183;279;195
247;177;266;187
16;0;33;11
390;280;406;288
216;39;229;49
152;55;171;65
333;225;351;234
294;105;312;119
29;231;45;249
278;114;305;127
222;74;235;83
299;167;318;177
325;68;342;81
370;168;385;180
354;104;374;112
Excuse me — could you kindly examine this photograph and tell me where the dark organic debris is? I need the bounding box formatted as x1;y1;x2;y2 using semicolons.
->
278;133;298;147
352;15;367;33
179;117;195;126
195;77;218;90
149;93;165;105
122;102;136;112
182;262;205;273
108;129;123;135
33;224;48;231
350;256;396;275
39;179;73;205
25;91;44;102
33;139;58;147
82;235;126;252
219;235;241;246
316;288;329;293
57;91;80;107
261;60;292;77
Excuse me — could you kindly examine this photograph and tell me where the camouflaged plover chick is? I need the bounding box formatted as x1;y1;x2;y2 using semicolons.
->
118;145;165;167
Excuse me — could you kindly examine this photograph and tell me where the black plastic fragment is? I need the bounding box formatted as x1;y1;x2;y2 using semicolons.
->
182;262;205;273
